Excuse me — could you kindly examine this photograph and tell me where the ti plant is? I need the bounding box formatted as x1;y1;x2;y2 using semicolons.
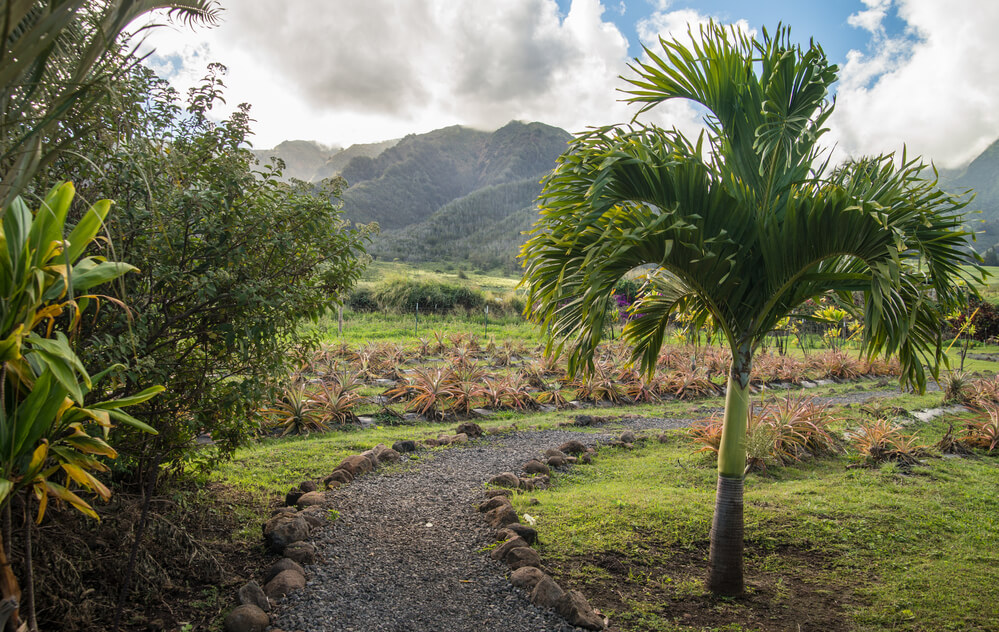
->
0;183;162;630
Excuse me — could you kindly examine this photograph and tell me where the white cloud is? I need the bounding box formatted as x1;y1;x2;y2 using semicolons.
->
847;0;892;34
832;0;999;168
139;0;701;149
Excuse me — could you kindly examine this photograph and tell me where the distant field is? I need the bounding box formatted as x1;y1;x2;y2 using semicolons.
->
360;260;521;294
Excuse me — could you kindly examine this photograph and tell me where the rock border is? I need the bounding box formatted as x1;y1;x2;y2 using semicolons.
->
476;434;639;631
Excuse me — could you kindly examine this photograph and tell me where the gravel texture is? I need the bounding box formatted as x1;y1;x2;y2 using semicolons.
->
272;415;692;632
272;382;917;631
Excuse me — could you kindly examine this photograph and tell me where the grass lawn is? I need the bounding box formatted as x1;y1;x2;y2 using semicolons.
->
511;412;999;631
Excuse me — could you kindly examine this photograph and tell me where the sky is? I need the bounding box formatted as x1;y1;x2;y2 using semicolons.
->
140;0;999;169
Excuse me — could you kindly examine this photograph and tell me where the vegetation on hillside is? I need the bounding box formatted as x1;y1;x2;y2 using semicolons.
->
369;178;542;271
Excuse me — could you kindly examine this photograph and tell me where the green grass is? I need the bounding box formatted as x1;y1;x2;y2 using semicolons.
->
513;413;999;631
359;260;521;294
305;309;543;345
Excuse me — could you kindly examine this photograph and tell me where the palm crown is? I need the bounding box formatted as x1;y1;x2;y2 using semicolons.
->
522;24;978;388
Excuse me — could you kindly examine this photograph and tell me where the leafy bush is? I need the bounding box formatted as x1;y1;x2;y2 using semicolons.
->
372;278;485;314
347;287;379;312
57;66;372;472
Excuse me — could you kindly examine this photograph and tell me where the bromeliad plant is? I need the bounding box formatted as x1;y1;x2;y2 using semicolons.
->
520;23;981;595
0;183;161;629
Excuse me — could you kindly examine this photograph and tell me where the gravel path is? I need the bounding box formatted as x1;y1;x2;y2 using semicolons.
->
271;383;921;632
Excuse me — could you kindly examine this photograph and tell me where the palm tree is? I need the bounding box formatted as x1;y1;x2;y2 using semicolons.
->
0;0;221;207
520;23;981;596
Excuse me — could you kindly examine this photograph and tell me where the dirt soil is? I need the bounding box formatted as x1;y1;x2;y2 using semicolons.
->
548;542;864;632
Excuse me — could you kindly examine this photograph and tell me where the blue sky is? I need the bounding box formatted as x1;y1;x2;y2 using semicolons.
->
587;0;907;62
142;0;999;168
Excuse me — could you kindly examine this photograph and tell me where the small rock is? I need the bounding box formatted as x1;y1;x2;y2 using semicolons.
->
557;589;606;630
325;470;353;486
360;450;380;467
392;440;417;453
324;479;342;491
505;546;542;570
529;498;540;506
544;448;566;459
264;569;306;599
377;448;402;464
483;489;512;498
283;541;317;565
580;453;593;465
479;496;512;513
490;536;528;561
523;459;550;475
262;514;310;553
506;523;538;545
472;408;495;417
298;480;317;493
264;558;305;583
456;421;484;438
530;575;565;609
657;433;670;443
510;566;546;592
296;491;326;508
566;456;578;464
298;506;326;528
558;440;586;455
484;504;519;528
547;455;567;468
495;528;517;541
450;432;469;444
237;581;269;612
488;472;520;488
336;454;373;478
619;430;636;443
622;442;635;449
284;488;304;507
223;604;269;632
271;506;296;516
519;479;535;492
574;415;595;426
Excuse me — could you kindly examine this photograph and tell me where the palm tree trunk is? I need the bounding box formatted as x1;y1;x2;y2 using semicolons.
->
707;351;751;596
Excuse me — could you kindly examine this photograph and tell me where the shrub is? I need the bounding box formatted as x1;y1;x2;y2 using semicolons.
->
372;278;485;314
960;406;999;454
851;418;927;465
691;394;837;472
64;67;372;472
347;287;379;311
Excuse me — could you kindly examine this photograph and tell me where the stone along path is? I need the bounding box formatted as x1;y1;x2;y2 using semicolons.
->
271;416;694;632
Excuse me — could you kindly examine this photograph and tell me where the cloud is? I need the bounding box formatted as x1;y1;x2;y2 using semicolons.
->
832;0;999;168
847;0;892;34
140;0;684;148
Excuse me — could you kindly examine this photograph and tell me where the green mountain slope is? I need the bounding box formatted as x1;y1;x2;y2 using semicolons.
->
252;138;398;182
940;137;999;257
340;121;571;231
368;178;543;271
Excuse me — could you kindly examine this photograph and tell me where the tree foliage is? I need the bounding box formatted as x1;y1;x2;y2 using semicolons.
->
0;0;220;207
51;65;373;470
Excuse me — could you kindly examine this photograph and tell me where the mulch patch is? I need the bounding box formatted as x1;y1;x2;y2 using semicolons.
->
22;481;271;631
546;541;865;631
